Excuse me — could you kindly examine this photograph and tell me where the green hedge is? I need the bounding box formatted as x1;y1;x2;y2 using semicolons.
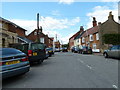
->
103;34;120;45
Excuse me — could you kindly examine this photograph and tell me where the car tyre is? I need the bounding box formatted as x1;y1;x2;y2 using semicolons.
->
104;53;108;58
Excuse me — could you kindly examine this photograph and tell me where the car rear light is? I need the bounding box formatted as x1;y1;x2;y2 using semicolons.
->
21;56;28;62
0;61;4;66
0;62;2;66
28;50;32;56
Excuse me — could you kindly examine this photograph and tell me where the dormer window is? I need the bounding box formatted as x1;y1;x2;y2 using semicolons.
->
89;35;93;41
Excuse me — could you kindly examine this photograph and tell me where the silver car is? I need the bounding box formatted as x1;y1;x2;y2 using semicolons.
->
103;45;120;59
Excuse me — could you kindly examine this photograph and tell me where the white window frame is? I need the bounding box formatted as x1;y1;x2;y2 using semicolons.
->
96;33;99;40
34;31;37;35
82;37;85;43
40;37;44;43
89;34;93;41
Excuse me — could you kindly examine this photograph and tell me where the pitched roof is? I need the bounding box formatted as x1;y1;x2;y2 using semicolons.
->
74;31;85;40
69;31;81;40
81;26;99;37
0;17;27;31
18;36;33;43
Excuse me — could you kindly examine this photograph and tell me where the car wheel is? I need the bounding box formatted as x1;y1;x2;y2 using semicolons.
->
37;60;42;64
104;53;108;58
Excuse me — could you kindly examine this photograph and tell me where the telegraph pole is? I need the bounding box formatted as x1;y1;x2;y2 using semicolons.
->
37;13;40;42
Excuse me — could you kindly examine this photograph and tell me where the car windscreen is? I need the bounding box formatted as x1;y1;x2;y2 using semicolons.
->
31;43;45;50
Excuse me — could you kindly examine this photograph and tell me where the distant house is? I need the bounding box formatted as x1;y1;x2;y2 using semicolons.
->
69;26;84;50
27;27;54;47
54;40;61;48
74;26;85;47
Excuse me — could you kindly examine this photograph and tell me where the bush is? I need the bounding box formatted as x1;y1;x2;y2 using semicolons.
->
103;34;120;45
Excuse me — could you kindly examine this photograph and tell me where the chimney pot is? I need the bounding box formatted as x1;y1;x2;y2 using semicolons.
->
80;26;84;32
92;17;97;27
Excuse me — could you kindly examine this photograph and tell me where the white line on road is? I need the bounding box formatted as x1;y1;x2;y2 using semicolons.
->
80;60;84;64
112;85;118;89
86;65;92;70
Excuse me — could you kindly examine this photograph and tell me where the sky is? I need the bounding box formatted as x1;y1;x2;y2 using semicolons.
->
1;0;120;44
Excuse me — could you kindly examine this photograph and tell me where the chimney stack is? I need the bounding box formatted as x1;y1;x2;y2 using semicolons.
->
108;11;114;20
40;26;42;33
80;26;84;32
92;17;97;27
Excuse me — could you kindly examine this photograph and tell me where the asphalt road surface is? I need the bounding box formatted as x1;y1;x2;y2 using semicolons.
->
2;52;119;89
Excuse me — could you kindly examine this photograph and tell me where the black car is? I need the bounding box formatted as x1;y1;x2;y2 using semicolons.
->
81;46;92;54
0;48;30;79
11;42;46;64
71;46;80;53
62;47;68;52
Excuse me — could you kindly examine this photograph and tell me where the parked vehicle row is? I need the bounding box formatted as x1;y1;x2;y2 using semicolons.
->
71;46;93;54
1;43;55;79
55;47;68;52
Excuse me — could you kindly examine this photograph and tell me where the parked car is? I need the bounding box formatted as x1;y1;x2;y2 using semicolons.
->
0;48;30;79
81;46;92;54
45;48;49;59
55;48;60;52
11;42;46;64
46;48;54;57
103;45;120;59
62;47;68;52
71;46;75;52
71;46;80;53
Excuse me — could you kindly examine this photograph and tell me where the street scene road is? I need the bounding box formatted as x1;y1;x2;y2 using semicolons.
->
3;52;118;88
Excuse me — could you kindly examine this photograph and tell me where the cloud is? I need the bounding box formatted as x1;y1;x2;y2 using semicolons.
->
86;4;118;29
9;16;80;44
59;0;74;5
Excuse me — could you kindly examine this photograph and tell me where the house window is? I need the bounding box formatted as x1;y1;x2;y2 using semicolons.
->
82;37;85;43
77;39;79;43
34;31;37;35
96;33;99;40
93;43;97;49
2;38;5;47
49;39;50;43
0;23;2;28
12;36;14;43
40;38;44;43
89;35;93;41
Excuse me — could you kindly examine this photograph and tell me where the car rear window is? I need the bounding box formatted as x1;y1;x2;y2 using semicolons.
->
2;48;22;55
31;43;45;50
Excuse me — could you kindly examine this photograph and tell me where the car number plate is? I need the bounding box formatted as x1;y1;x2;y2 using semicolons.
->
33;52;37;56
6;60;20;65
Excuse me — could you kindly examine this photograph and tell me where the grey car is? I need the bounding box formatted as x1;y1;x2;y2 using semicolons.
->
103;45;120;59
0;48;30;79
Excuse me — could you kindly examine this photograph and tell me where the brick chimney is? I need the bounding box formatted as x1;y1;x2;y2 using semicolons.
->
92;17;97;27
40;26;42;33
80;26;84;32
108;11;114;20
